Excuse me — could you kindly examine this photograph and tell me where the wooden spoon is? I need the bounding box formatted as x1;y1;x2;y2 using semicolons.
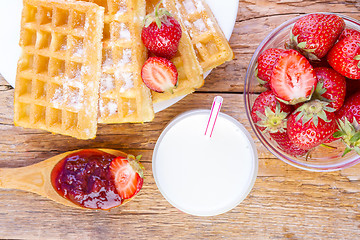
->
0;149;128;209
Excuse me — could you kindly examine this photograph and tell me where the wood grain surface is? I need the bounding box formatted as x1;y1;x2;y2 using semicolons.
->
1;0;360;239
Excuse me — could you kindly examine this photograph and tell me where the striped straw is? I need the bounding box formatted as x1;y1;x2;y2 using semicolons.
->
204;96;223;138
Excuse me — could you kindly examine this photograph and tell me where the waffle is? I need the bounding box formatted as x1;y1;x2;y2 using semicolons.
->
146;0;204;103
14;0;104;139
173;0;234;72
76;0;154;123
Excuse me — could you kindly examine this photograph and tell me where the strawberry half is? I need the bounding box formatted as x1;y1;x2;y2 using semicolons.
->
288;13;345;60
270;49;317;105
327;35;360;80
110;155;144;200
141;57;178;93
141;3;182;59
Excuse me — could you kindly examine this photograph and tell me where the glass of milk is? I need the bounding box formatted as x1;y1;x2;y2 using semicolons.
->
152;110;258;216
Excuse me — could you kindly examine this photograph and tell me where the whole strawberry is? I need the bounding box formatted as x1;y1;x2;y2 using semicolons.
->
327;35;360;80
334;92;360;155
313;67;346;111
287;100;336;150
251;90;292;133
338;28;360;41
256;48;286;88
288;13;345;61
270;49;317;105
270;131;308;157
141;3;182;59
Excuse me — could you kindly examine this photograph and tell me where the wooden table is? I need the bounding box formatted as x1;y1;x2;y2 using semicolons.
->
1;1;360;239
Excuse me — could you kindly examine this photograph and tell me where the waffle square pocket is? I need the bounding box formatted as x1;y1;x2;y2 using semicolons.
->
14;0;104;139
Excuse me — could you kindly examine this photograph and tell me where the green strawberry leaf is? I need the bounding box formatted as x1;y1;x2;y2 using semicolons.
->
354;55;360;61
297;42;307;49
333;131;345;138
342;147;352;157
350;131;360;144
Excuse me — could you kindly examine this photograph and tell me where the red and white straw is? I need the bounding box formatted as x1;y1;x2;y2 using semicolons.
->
204;96;223;138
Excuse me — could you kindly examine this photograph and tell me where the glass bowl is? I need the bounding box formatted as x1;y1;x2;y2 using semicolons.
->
244;13;360;172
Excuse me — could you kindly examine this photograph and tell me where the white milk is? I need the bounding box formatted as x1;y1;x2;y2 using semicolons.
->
153;110;258;216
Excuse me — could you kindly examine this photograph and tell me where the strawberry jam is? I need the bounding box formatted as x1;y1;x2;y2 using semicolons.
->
51;149;122;210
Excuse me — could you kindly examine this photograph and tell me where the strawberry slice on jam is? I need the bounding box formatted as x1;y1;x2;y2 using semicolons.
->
110;155;144;200
270;49;317;105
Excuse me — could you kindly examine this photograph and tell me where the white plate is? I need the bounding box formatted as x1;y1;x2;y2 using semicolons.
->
0;0;238;113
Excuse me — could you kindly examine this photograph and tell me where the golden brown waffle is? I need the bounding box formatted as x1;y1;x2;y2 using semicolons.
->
146;0;204;103
173;0;234;72
78;0;154;123
14;0;104;139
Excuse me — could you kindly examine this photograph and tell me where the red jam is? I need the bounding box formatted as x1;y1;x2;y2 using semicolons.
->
51;149;122;210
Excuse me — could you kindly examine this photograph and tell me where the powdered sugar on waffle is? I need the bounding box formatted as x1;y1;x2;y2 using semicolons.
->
100;73;115;93
99;99;118;117
183;0;196;14
51;76;84;111
119;23;130;39
193;19;207;32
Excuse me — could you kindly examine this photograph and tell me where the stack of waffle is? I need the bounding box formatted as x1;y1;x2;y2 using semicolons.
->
14;0;233;139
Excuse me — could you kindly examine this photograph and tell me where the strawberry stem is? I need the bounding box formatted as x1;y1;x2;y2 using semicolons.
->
144;0;172;28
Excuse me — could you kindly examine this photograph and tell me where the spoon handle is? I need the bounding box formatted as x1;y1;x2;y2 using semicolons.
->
0;161;51;196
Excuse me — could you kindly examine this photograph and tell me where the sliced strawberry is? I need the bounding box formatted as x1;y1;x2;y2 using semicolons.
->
141;57;178;93
270;49;317;105
110;156;144;200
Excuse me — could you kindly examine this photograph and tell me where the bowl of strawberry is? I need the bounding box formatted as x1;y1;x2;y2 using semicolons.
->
244;13;360;171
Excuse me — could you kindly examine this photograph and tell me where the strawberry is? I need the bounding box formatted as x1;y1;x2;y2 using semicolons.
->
287;100;336;150
338;28;360;41
327;35;360;80
256;48;286;88
141;57;178;93
141;3;182;59
323;133;341;144
288;13;345;61
270;131;308;157
270;49;317;105
334;92;360;155
313;67;346;111
251;90;292;133
110;155;144;200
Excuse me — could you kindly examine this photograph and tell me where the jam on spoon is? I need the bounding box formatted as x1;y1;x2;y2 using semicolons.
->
51;149;144;210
